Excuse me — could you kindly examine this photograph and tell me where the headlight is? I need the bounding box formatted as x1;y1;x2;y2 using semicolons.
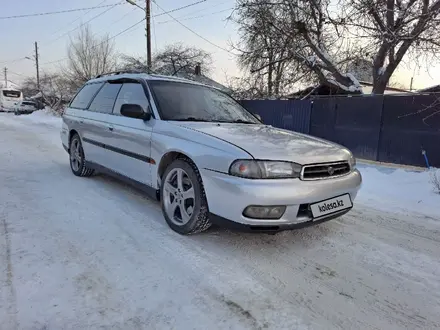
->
229;160;302;179
349;154;356;169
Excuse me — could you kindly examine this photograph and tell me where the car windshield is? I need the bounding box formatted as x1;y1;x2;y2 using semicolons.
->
148;80;260;123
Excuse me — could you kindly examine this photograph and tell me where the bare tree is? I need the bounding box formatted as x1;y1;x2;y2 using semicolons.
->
224;74;270;100
118;54;150;73
233;0;310;98
388;81;409;90
154;43;213;75
235;0;440;95
399;93;440;126
21;73;74;113
340;0;440;94
119;43;213;77
63;24;117;89
234;0;363;94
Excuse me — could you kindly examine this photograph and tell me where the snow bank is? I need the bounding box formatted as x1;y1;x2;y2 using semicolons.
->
357;163;439;218
17;108;62;128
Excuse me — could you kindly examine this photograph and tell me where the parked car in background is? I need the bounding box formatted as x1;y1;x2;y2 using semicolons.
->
14;100;38;115
0;88;23;112
61;72;362;235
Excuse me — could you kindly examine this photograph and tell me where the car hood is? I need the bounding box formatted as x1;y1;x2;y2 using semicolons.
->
173;122;351;165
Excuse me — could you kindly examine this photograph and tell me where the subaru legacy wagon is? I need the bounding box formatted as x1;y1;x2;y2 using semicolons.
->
61;72;362;235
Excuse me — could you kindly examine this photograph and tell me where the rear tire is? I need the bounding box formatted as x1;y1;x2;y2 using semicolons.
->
69;134;95;177
160;159;211;235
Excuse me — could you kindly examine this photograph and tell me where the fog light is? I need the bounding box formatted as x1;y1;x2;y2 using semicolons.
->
243;205;286;219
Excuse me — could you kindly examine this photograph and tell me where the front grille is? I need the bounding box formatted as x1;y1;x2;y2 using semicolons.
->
301;161;350;180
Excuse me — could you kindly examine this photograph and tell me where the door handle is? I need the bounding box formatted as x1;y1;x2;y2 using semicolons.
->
79;120;84;124
108;125;114;131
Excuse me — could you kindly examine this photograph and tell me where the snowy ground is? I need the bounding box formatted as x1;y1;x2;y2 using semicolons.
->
0;111;439;330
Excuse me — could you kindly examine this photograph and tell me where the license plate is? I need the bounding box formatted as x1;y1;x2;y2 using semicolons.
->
310;194;352;219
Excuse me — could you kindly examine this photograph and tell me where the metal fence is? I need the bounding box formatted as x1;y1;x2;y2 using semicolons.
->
241;94;440;167
240;100;312;134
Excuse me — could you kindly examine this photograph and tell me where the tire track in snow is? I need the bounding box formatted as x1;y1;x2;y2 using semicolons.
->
0;212;18;330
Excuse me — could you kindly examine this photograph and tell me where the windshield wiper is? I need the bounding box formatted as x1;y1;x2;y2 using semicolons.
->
172;117;212;122
172;118;257;124
223;119;258;124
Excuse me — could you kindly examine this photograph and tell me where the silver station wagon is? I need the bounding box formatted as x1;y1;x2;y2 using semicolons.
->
61;72;362;235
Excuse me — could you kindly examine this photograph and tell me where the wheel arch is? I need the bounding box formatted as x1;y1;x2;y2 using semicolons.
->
157;150;198;186
68;129;80;150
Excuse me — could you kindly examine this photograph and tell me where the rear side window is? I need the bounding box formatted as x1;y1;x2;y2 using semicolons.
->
70;83;103;110
88;83;122;114
113;83;149;115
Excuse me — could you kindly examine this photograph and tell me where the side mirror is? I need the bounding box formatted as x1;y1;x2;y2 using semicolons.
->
120;103;151;120
254;113;262;122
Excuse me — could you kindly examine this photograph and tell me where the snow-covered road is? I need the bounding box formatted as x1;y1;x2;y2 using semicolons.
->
1;112;439;330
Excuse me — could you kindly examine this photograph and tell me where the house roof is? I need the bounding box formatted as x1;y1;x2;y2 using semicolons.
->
358;81;410;93
417;84;440;93
288;81;411;99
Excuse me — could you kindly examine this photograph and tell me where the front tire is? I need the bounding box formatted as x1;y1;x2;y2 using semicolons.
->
160;159;211;235
69;134;95;177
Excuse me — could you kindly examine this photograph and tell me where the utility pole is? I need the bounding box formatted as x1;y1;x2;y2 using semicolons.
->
126;0;152;71
145;0;152;71
3;67;7;87
34;41;40;91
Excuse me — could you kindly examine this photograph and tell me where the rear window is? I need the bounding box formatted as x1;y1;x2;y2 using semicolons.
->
70;83;103;110
2;90;21;98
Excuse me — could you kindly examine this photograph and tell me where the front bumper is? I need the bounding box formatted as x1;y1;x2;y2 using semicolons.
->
201;169;362;228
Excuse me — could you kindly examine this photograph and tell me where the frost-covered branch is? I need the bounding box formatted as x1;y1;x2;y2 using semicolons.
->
234;0;440;96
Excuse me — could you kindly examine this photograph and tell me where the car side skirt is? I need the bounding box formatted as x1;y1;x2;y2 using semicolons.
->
85;161;159;201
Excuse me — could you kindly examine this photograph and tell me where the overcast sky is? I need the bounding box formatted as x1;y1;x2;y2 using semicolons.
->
0;0;438;90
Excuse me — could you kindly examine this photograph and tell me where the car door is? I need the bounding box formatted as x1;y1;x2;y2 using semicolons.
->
67;82;103;164
105;82;154;186
77;82;122;166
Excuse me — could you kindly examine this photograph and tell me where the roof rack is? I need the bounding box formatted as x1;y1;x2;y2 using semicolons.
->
94;70;148;79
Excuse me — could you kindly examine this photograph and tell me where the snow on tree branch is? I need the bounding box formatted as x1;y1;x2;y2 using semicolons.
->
234;0;440;96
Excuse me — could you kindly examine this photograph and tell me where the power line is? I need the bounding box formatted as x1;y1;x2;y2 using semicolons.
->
44;2;121;46
152;3;158;53
0;57;27;65
44;0;110;42
0;1;114;64
153;2;236;55
152;0;208;18
40;18;147;66
0;0;212;66
105;7;137;27
0;3;124;20
160;0;231;20
7;70;27;77
157;8;233;25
